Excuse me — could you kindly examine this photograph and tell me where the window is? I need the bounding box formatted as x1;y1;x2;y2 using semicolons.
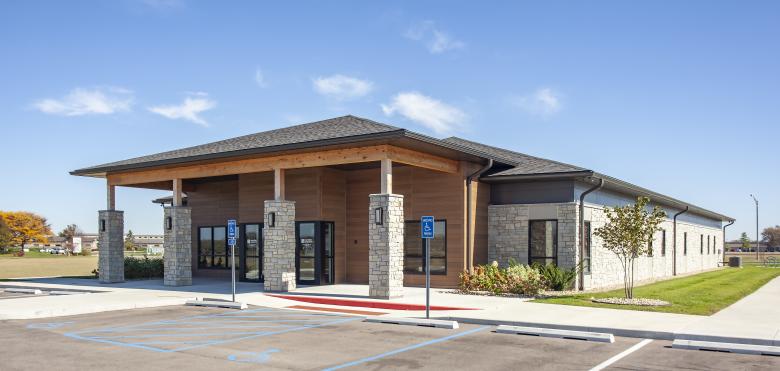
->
198;226;228;269
700;234;704;255
684;232;688;255
404;220;446;275
584;221;592;273
648;234;654;257
707;236;711;255
661;229;667;256
529;220;558;266
714;237;717;254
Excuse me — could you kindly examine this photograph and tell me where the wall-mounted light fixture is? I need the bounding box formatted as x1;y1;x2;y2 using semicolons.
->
268;212;276;227
374;207;383;225
166;216;173;230
100;219;106;232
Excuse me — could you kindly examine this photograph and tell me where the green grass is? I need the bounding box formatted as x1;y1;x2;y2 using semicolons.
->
534;266;780;315
0;255;98;279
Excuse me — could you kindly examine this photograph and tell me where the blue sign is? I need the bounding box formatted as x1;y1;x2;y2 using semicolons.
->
421;216;434;239
227;219;237;245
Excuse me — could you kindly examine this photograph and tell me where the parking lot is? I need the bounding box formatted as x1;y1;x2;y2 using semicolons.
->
2;305;778;370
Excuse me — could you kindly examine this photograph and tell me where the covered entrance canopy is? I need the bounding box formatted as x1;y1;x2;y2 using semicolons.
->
71;116;505;298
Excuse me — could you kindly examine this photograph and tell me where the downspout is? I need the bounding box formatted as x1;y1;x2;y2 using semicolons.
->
723;219;735;264
578;178;603;291
672;206;689;276
466;159;493;273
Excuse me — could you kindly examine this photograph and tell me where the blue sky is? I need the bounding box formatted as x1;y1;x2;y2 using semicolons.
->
1;0;778;240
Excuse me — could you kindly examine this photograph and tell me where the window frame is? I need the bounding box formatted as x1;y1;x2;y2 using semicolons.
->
684;232;688;255
661;229;666;256
700;234;704;255
583;221;592;273
528;219;559;266
403;219;447;276
198;225;229;269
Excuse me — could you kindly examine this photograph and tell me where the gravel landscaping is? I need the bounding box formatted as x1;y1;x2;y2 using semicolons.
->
591;297;671;306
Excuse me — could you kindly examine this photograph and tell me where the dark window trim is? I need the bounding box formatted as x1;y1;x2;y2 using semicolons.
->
528;219;559;266
404;219;448;276
198;225;229;270
661;229;666;256
684;232;688;255
240;222;263;282
700;234;704;255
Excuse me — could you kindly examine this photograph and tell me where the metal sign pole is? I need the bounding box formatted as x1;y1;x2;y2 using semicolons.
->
231;242;236;303
425;238;430;319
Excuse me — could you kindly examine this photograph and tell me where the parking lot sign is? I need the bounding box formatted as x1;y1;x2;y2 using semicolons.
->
228;219;237;245
227;219;237;302
421;216;434;239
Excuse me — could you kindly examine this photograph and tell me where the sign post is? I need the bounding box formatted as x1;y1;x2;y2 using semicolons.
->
227;219;237;303
421;216;434;319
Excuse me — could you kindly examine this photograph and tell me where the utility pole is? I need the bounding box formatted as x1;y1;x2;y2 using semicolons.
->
750;194;759;262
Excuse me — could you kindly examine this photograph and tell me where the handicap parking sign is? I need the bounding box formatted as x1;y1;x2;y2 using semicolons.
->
228;219;237;245
421;216;434;239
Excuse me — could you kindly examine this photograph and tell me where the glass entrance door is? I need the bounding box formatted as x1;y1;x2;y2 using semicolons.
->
241;224;263;282
295;221;335;285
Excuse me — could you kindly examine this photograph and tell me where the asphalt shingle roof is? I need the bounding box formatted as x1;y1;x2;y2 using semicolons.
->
440;137;587;176
74;115;403;173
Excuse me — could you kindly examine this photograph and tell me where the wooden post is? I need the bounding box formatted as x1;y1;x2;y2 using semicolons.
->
106;181;116;210
172;178;183;206
274;168;286;201
380;158;392;194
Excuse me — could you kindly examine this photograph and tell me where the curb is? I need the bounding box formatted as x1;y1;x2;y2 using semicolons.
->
675;333;778;347
365;316;459;329
447;317;675;340
496;325;615;343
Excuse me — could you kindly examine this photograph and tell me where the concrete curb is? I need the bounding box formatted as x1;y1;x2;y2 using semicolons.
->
672;339;780;356
186;300;248;310
3;288;43;295
675;333;778;347
496;325;615;343
365;317;459;329
448;317;675;340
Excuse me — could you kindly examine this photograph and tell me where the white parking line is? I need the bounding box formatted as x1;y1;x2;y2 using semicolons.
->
589;339;653;371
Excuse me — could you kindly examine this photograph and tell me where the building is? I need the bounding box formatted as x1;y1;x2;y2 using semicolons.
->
128;234;165;255
70;115;733;295
25;234;98;252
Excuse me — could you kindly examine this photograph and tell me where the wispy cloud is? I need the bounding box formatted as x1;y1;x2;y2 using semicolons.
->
312;74;374;100
32;87;134;116
404;20;465;54
510;88;562;117
148;92;216;126
381;91;467;135
254;67;268;88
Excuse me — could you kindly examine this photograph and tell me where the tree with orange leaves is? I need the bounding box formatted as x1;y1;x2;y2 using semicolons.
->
0;211;52;253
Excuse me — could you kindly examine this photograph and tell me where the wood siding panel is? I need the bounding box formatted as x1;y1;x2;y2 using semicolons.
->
320;168;347;283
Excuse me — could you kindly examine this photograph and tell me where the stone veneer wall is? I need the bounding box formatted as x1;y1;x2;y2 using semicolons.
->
163;206;192;286
98;210;124;283
489;203;723;290
368;194;404;299
263;200;296;292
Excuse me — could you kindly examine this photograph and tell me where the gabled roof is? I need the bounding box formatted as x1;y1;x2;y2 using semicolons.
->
440;137;587;176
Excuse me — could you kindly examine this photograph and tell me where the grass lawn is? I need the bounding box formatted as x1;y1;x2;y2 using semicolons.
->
534;266;780;315
0;255;98;279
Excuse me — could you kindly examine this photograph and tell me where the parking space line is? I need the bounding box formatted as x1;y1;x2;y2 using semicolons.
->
321;326;491;371
589;339;653;371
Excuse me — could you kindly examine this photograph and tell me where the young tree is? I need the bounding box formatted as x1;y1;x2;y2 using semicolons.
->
740;232;752;251
0;211;52;254
125;230;136;251
761;226;780;248
0;218;12;251
58;224;83;255
594;197;666;299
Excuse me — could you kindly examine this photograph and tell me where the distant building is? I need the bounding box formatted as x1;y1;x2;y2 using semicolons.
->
725;241;777;252
25;234;98;252
130;234;164;255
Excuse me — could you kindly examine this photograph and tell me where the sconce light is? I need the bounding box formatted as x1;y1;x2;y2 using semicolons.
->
374;207;383;225
268;212;276;227
100;219;106;232
166;216;173;230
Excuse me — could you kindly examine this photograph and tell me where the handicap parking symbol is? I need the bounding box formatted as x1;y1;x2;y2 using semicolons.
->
227;348;280;364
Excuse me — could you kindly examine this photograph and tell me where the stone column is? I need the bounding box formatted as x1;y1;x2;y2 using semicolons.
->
263;200;296;292
98;210;124;283
163;206;192;286
368;194;404;299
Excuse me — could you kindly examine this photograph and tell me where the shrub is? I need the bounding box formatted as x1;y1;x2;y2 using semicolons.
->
534;263;577;291
124;255;164;280
459;261;545;296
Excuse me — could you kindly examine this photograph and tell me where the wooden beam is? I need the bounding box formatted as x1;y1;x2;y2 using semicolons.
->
107;144;460;186
274;168;286;201
380;158;392;194
172;178;183;206
106;182;115;210
387;146;459;174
